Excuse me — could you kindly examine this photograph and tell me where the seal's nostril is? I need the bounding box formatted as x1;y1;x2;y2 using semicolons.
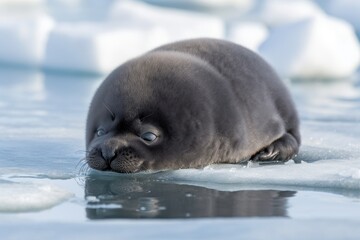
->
101;148;116;163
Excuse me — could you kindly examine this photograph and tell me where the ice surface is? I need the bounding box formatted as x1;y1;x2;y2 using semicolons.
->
0;14;54;66
1;219;360;240
259;14;360;78
227;21;268;52
0;180;73;212
146;158;360;190
109;1;224;42
0;68;100;139
251;0;323;27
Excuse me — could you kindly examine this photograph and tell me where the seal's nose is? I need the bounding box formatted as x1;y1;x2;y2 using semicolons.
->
101;145;117;164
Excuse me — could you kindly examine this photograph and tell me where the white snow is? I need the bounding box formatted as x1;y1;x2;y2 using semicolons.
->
251;0;323;27
259;14;360;78
227;21;268;52
0;181;73;212
0;14;54;66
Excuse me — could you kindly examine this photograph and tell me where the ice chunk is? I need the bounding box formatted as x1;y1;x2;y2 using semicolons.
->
325;0;360;33
251;0;323;27
44;1;225;73
227;22;268;52
44;23;167;74
0;14;54;66
152;158;360;191
259;14;360;78
109;1;224;42
0;181;73;212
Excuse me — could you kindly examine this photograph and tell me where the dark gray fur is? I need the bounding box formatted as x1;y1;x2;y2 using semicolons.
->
86;38;300;173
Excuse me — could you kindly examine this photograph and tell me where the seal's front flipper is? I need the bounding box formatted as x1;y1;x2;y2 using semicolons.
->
251;133;299;163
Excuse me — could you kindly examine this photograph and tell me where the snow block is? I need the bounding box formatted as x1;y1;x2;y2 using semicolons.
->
0;14;54;66
252;0;323;27
44;23;167;74
227;22;268;52
109;0;224;42
259;14;360;79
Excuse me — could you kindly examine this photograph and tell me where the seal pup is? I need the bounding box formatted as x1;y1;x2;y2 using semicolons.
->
86;38;300;173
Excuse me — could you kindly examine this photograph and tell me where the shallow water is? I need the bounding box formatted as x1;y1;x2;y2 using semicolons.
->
0;67;360;238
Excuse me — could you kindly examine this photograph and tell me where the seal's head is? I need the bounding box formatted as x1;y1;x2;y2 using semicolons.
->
85;51;240;173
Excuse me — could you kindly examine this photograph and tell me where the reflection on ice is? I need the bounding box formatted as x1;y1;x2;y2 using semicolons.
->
84;175;295;219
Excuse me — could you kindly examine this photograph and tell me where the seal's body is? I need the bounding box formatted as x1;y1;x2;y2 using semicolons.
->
86;38;300;173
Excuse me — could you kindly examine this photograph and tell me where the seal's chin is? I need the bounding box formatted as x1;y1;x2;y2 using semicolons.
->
86;148;144;173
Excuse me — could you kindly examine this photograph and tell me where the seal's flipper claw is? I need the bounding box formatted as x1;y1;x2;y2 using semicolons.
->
251;132;299;162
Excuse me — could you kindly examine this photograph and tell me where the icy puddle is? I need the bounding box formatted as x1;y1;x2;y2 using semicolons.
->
0;68;360;238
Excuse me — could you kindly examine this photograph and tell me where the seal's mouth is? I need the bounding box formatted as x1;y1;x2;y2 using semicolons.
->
86;147;144;173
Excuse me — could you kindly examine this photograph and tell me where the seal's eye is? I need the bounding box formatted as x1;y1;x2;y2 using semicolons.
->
96;128;106;137
141;132;157;142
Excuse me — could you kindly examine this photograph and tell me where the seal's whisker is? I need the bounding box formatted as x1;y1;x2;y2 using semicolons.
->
75;155;94;177
78;162;90;176
103;102;115;120
76;157;88;169
140;113;154;122
75;150;90;154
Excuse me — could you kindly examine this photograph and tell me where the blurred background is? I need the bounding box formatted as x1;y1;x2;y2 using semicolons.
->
0;0;359;78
